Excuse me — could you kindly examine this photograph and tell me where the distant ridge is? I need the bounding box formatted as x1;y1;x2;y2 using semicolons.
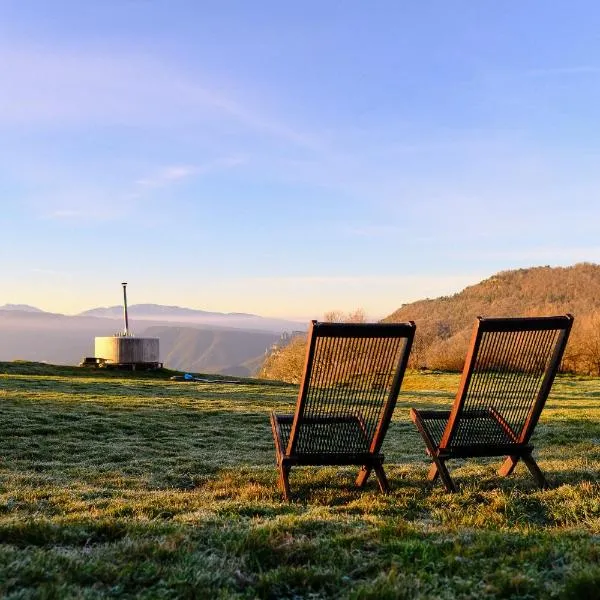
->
0;304;46;313
78;304;255;319
0;302;303;334
77;303;303;333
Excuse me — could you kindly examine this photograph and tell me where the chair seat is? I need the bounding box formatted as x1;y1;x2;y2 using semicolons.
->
273;413;372;458
413;408;520;450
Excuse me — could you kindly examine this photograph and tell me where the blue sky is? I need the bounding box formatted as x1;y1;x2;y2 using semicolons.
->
1;1;599;320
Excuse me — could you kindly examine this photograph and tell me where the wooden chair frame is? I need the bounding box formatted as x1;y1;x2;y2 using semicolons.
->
410;315;573;492
271;320;416;501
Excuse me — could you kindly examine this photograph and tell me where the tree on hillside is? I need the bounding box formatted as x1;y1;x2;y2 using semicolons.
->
581;314;600;375
323;308;366;323
563;311;600;375
259;335;307;384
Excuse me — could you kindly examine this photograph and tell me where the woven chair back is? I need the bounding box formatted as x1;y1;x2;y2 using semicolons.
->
441;315;573;450
287;321;415;456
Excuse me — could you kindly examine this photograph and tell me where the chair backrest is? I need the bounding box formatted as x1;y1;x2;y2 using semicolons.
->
286;321;416;456
439;315;573;450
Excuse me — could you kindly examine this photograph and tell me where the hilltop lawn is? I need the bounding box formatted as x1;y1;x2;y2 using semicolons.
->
0;363;598;599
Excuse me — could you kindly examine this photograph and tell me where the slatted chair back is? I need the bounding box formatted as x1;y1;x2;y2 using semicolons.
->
286;321;415;457
439;315;574;450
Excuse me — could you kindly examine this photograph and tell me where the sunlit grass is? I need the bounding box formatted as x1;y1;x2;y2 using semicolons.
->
0;362;598;598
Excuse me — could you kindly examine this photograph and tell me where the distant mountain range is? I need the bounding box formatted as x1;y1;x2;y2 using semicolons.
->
79;304;254;319
0;304;46;313
77;303;301;333
0;303;306;375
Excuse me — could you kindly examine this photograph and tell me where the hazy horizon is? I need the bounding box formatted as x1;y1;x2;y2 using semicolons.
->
0;299;308;323
0;270;488;321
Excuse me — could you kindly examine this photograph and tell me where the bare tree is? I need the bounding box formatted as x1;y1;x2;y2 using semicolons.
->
323;308;366;323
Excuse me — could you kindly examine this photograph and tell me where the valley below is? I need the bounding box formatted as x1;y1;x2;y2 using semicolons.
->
0;305;304;376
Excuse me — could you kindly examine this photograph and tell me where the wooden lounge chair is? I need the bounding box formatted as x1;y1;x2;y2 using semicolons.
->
270;320;416;501
410;315;574;492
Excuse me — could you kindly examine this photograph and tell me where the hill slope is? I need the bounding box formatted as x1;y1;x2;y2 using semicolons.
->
260;264;600;380
143;325;279;376
385;263;600;325
383;263;600;372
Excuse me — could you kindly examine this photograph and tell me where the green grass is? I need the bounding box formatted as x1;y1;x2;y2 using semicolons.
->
0;362;598;599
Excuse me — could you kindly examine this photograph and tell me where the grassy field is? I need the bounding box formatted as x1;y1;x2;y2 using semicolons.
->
0;362;598;599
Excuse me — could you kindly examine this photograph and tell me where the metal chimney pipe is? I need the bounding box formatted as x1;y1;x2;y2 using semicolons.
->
121;282;129;336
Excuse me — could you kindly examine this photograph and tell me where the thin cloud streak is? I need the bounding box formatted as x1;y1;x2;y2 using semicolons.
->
135;157;245;189
0;42;320;150
33;156;244;222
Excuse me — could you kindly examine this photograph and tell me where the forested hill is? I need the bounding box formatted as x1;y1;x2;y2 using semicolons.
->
385;263;600;324
383;263;600;373
260;263;600;381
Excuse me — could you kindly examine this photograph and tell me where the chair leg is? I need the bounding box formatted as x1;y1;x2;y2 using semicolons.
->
428;462;440;482
521;454;549;489
431;458;456;493
356;465;372;488
373;463;390;494
278;463;292;501
498;455;520;477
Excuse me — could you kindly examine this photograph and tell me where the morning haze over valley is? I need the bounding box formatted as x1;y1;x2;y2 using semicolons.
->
0;298;303;376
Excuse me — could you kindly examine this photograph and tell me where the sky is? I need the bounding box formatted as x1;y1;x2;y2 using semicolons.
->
1;1;599;321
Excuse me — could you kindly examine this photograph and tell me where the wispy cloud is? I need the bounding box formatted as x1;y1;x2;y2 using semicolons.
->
135;165;198;188
31;155;244;222
0;42;318;149
36;188;130;222
135;157;244;189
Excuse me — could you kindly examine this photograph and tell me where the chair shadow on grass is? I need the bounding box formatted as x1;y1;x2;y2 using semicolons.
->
268;455;599;506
